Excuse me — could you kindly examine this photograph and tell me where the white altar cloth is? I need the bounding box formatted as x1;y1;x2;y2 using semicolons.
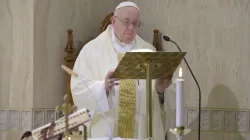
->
62;136;152;140
87;137;151;140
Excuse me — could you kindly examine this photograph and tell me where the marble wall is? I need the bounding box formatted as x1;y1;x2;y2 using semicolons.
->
0;0;34;139
0;0;34;109
128;0;250;139
1;0;250;139
0;0;121;139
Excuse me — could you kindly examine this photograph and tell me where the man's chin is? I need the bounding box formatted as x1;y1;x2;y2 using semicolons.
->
123;36;135;43
123;39;133;44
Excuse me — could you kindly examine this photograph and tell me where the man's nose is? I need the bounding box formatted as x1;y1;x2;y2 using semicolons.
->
127;23;134;30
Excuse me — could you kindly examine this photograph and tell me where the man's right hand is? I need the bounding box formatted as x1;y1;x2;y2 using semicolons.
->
105;69;119;93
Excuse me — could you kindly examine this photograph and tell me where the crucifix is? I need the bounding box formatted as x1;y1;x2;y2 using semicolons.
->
56;94;77;139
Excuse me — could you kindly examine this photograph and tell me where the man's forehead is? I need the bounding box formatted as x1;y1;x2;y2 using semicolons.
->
118;7;140;19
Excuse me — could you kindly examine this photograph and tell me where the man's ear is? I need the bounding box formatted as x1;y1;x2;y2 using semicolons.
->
110;16;115;24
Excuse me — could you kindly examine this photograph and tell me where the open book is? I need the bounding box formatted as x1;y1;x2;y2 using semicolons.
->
21;108;91;140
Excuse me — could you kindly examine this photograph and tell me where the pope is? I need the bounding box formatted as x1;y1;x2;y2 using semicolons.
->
71;1;176;140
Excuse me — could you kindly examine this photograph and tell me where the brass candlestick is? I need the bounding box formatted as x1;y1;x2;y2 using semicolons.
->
169;126;191;140
60;65;89;140
56;94;77;139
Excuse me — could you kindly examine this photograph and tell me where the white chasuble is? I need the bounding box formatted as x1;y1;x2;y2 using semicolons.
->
70;25;176;140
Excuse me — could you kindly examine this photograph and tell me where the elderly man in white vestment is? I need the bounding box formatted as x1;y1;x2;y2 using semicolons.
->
71;1;176;140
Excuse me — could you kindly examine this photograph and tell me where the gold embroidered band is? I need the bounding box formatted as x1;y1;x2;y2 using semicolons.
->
117;54;136;138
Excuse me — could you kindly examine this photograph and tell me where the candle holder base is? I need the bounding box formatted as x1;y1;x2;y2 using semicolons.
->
169;127;191;140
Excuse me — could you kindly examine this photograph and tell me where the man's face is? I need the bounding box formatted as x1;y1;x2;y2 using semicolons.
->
112;7;141;44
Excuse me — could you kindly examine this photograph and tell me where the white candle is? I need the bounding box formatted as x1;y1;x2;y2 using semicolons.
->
176;68;184;127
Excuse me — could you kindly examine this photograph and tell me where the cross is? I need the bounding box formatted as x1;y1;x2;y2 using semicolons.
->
56;94;77;139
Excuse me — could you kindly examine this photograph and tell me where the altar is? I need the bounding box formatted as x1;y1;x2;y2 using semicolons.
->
87;138;147;140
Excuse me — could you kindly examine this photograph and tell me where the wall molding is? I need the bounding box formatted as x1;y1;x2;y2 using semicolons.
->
183;108;250;132
1;108;250;132
0;108;63;131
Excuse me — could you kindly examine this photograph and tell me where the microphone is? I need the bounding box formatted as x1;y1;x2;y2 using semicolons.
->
163;35;201;140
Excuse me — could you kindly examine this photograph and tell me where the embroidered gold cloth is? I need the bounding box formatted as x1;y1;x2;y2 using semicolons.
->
117;54;136;138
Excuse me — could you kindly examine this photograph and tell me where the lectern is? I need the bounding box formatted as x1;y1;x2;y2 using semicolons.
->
112;52;186;139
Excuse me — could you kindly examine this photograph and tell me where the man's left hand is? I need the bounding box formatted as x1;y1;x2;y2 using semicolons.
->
155;78;172;93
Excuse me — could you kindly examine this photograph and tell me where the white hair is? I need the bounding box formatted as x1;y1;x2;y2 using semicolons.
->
114;8;121;17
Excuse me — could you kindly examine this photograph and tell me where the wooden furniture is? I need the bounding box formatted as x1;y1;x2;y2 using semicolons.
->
64;12;163;105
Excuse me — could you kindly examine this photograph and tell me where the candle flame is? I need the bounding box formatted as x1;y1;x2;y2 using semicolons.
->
179;68;182;77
